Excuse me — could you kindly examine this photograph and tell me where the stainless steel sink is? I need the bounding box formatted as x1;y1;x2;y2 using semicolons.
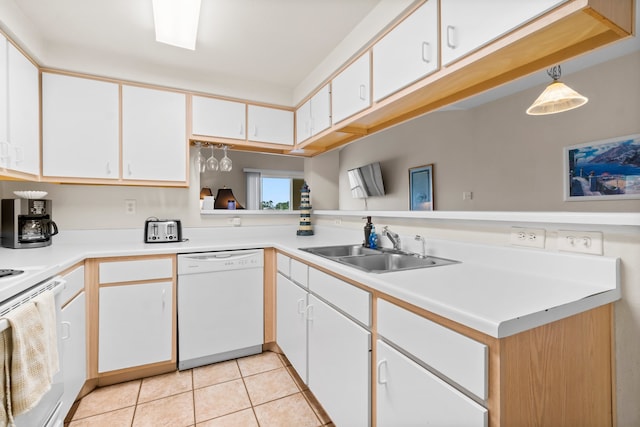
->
300;244;380;258
299;245;458;273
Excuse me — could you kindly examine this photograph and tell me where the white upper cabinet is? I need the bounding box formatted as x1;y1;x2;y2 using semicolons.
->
42;73;120;179
122;85;187;182
0;35;7;155
441;0;567;66
296;84;331;143
373;0;439;102
296;99;312;143
331;53;371;124
247;105;294;145
6;43;39;175
192;96;246;140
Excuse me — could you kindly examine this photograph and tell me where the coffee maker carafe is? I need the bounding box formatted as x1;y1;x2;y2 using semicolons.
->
1;199;59;249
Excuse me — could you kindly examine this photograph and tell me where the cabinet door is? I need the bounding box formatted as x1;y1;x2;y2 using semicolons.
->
192;96;246;140
295;98;312;143
60;292;86;419
7;43;39;175
310;84;331;136
308;295;370;427
122;85;187;182
377;340;487;427
42;73;120;179
247;105;294;145
276;273;308;384
331;53;371;124
0;35;7;159
373;0;439;102
441;0;566;66
98;282;173;372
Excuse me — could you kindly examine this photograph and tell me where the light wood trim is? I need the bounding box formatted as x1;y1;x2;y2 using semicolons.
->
586;0;634;35
263;248;277;343
96;360;176;387
86;254;178;381
118;83;123;180
499;304;613;427
85;258;100;379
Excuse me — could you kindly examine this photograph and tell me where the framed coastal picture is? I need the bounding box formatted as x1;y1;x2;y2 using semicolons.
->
565;134;640;201
409;164;434;210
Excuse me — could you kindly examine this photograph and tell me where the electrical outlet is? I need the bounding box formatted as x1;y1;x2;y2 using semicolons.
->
227;216;242;226
124;199;136;215
557;230;603;255
334;218;342;225
462;191;473;201
509;227;546;248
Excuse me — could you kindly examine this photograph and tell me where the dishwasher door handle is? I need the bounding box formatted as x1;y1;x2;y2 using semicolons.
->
183;252;258;262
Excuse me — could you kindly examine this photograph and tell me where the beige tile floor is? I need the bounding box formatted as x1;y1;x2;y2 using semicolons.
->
67;351;333;427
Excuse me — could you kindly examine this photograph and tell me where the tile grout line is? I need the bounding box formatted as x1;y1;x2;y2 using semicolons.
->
237;359;262;426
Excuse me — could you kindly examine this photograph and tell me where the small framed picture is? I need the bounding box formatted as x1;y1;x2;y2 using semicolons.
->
409;164;434;211
565;134;640;201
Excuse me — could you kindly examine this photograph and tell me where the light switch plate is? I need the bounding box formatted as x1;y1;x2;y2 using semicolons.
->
510;227;546;248
557;230;603;255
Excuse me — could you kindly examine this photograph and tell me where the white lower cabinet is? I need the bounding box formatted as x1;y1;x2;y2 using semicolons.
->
276;259;371;427
98;281;173;372
59;266;86;419
308;295;371;427
376;340;487;427
276;273;308;383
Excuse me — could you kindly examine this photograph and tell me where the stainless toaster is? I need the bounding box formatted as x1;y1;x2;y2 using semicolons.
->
144;218;182;243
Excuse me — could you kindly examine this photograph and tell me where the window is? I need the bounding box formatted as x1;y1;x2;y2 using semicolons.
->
245;169;305;211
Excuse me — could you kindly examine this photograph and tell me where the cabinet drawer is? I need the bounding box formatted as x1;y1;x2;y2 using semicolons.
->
377;299;487;400
377;340;487;427
290;259;308;288
276;253;290;277
99;257;173;284
308;268;370;326
60;265;84;305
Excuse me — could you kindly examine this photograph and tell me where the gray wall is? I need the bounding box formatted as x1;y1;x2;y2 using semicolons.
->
335;51;640;212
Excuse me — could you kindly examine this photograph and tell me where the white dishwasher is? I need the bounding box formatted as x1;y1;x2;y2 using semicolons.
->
177;249;264;370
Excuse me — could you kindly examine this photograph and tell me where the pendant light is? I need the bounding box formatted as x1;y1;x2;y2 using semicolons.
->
526;65;588;115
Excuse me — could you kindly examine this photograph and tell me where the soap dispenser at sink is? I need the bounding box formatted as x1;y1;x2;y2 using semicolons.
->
363;216;373;248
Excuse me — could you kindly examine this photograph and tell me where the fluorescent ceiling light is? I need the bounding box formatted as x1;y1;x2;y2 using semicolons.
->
152;0;201;50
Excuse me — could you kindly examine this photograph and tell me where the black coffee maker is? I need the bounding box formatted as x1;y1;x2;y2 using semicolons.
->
1;199;59;248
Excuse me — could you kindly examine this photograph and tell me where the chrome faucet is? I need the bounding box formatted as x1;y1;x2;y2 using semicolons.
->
382;226;401;250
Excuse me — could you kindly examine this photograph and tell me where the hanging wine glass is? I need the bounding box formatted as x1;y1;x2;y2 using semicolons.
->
193;142;206;173
206;144;219;171
220;145;232;172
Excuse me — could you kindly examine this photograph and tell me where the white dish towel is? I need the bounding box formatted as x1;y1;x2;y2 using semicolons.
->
0;289;59;425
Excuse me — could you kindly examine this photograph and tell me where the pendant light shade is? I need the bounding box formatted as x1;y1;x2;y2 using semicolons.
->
526;66;588;116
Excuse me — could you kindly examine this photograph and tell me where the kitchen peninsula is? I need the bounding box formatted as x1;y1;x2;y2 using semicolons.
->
0;216;624;426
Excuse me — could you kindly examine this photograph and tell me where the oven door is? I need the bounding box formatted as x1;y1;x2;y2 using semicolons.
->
11;282;65;427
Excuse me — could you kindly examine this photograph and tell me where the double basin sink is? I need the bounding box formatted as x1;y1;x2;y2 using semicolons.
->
299;244;458;274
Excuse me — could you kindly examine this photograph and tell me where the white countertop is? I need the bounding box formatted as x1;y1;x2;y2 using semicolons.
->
0;225;620;338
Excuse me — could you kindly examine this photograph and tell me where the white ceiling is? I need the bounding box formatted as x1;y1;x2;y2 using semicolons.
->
7;0;385;100
2;0;639;109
